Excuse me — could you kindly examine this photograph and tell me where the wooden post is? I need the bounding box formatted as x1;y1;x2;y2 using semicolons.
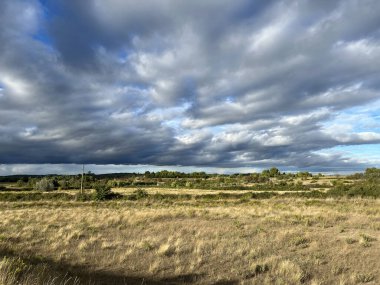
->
80;164;84;194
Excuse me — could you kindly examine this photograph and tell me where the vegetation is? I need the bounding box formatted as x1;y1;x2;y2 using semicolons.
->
0;168;378;284
128;188;149;200
0;168;314;191
0;198;378;284
1;167;379;200
93;183;113;201
34;178;55;191
329;168;380;198
0;255;80;285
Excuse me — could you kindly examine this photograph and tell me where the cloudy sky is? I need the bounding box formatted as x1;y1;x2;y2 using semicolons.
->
0;0;380;175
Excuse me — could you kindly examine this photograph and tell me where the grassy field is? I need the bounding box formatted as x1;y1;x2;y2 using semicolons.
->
0;195;379;284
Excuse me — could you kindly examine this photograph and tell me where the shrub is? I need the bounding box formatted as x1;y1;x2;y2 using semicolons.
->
0;192;72;201
328;181;380;198
284;190;327;199
34;178;55;191
364;167;380;180
246;263;270;278
16;179;26;187
128;188;149;200
94;183;113;201
74;192;93;202
135;188;148;198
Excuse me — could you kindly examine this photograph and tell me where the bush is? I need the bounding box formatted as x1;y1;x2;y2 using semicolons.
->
34;178;55;191
364;167;380;180
0;192;72;201
74;192;93;202
128;188;149;200
94;183;113;201
328;181;380;198
285;190;327;199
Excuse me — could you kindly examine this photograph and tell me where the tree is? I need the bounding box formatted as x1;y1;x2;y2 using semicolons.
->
34;178;54;191
365;168;380;180
262;168;280;177
269;167;280;177
94;182;113;200
16;179;25;188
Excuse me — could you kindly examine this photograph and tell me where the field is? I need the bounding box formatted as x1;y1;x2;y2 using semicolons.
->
0;173;379;284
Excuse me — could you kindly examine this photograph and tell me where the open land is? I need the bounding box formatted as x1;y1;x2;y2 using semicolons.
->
0;171;379;285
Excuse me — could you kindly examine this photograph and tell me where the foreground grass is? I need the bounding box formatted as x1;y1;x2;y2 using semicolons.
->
0;198;379;284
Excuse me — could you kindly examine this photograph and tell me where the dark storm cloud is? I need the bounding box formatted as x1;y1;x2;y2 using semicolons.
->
0;0;380;172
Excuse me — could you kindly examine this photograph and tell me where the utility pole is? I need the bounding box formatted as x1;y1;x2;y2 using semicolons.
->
80;164;85;194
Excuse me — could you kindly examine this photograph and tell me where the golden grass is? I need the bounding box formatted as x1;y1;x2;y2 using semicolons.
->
0;198;379;284
112;186;326;195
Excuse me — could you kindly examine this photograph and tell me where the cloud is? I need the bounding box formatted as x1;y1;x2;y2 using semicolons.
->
0;0;380;173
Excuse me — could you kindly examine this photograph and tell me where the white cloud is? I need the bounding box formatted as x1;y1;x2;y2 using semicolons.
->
0;0;379;172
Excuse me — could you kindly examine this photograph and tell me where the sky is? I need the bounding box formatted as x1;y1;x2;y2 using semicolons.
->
0;0;380;175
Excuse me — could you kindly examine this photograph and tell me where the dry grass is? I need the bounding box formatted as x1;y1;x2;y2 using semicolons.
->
0;197;379;284
112;186;324;195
